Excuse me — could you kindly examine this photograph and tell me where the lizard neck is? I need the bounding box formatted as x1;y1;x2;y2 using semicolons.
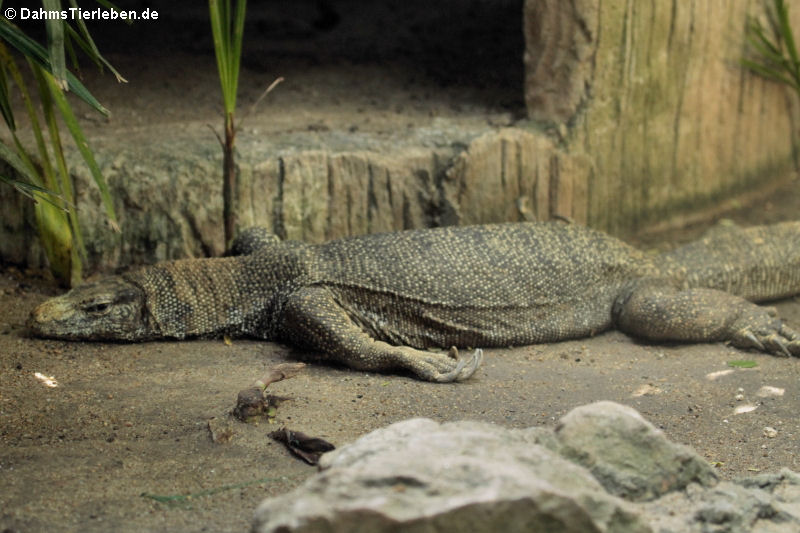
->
124;253;287;339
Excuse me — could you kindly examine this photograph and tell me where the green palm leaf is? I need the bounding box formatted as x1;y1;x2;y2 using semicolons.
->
0;1;122;285
0;17;109;114
743;0;800;97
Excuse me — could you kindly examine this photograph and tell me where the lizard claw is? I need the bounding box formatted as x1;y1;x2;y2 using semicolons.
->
434;348;483;383
766;334;792;357
780;323;800;341
436;356;467;382
730;309;800;358
778;340;792;357
742;330;765;351
457;348;484;381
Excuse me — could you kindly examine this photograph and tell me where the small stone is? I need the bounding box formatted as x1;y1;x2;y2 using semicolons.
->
757;386;785;398
706;369;735;380
208;417;235;444
763;427;778;438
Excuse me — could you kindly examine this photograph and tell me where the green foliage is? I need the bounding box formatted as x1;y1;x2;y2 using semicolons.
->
727;360;758;369
209;0;246;248
0;2;121;286
209;0;246;118
742;0;800;99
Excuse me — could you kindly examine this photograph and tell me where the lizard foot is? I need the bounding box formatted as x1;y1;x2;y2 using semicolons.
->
729;307;800;357
422;347;483;383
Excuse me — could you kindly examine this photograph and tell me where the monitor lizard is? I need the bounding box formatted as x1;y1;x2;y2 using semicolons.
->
28;221;800;382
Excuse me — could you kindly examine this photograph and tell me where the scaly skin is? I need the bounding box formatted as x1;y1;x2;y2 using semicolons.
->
28;221;800;382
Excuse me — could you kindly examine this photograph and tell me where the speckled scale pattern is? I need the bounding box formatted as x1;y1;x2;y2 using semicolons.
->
123;248;310;340
124;222;654;346
661;221;800;302
309;222;659;347
83;220;800;380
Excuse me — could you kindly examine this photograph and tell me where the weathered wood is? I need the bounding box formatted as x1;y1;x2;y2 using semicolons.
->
524;0;800;234
2;1;798;271
441;128;580;225
238;147;450;244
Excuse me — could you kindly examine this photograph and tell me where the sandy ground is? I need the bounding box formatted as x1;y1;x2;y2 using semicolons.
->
2;2;800;531
3;181;800;532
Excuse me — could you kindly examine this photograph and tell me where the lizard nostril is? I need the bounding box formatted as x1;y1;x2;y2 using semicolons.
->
28;307;48;331
30;304;47;323
29;300;67;326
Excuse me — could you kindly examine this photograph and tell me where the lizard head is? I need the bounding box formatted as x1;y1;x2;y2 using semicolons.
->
28;276;151;341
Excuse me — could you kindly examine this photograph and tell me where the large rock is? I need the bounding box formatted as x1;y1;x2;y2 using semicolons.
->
553;401;717;501
252;402;800;533
253;417;649;533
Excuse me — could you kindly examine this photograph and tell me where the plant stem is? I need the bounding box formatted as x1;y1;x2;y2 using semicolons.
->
223;111;236;247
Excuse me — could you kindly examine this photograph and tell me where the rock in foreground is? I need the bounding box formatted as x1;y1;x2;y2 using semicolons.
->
252;402;800;533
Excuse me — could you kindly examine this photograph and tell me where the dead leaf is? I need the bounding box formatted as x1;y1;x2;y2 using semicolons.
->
232;363;306;423
269;428;335;465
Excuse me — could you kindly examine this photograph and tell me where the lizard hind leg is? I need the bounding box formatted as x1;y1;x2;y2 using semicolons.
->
613;280;800;357
279;286;483;382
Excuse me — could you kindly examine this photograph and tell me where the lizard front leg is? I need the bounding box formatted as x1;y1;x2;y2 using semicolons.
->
278;286;483;382
228;227;280;255
613;281;800;356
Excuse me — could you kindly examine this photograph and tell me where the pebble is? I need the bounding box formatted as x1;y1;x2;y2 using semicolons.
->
763;427;778;438
757;386;784;398
706;369;734;380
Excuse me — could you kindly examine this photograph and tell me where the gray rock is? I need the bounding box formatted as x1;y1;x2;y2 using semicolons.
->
252;402;800;533
554;401;718;501
253;417;649;533
642;475;800;533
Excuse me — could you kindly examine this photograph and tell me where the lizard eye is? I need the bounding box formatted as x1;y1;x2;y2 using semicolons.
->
83;302;110;314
